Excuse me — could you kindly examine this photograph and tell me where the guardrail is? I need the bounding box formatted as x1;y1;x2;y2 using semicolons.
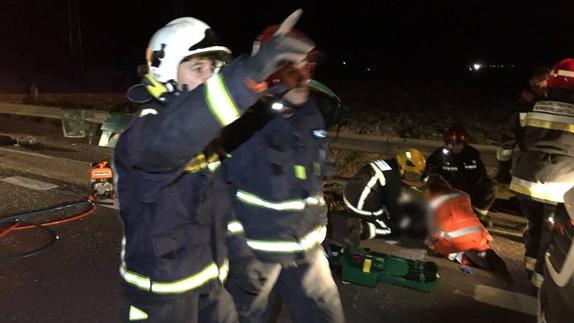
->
0;102;500;166
0;102;108;124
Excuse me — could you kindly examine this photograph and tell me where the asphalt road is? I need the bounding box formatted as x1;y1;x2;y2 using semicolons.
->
0;166;536;323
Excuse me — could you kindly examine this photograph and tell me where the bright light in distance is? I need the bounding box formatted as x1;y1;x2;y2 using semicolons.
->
366;67;371;72
342;61;347;65
472;63;482;71
271;102;284;111
442;148;450;155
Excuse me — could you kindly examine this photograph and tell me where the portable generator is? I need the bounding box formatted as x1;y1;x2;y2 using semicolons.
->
89;161;114;199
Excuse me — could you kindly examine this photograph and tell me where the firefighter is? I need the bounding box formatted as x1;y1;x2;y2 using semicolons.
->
114;15;314;322
343;149;427;240
222;21;345;323
539;186;574;323
498;58;574;288
424;174;504;270
422;126;495;217
518;67;549;108
496;67;549;184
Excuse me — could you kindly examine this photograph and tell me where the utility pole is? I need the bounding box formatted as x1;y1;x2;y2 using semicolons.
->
67;0;82;60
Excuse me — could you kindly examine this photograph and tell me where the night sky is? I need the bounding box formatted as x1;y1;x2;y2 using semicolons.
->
1;0;573;90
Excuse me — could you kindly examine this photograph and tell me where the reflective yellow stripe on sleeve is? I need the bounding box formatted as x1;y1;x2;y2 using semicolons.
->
236;190;325;211
205;74;241;127
120;236;227;294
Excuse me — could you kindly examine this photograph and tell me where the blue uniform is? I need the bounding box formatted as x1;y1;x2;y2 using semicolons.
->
114;60;260;322
223;96;345;323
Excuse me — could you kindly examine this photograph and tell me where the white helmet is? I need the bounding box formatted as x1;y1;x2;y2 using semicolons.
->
146;17;231;84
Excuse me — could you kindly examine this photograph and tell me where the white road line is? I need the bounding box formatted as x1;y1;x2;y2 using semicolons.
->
0;176;58;191
472;284;537;316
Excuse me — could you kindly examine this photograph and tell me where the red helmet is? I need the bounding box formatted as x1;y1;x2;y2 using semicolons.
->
252;25;317;86
443;127;469;145
547;58;574;91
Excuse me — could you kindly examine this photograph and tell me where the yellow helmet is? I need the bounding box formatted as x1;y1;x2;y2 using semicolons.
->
396;149;426;174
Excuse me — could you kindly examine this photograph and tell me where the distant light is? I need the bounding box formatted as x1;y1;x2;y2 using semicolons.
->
271;102;284;111
366;67;371;72
472;63;482;71
342;61;347;66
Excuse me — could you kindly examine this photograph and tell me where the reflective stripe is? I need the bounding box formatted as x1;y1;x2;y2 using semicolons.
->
219;259;229;283
437;225;483;239
119;236;226;294
120;262;220;294
497;148;513;162
519;112;574;133
227;220;245;235
207;160;221;172
473;206;489;216
369;162;387;185
129;306;148;321
205;74;240;127
138;108;158;118
236;190;324;211
246;226;327;253
557;69;574;79
510;177;570;203
429;192;464;209
343;195;384;216
357;174;379;210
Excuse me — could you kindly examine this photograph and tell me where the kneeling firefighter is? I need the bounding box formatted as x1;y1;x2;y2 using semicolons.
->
114;16;314;322
343;149;427;240
222;12;346;323
425;174;504;270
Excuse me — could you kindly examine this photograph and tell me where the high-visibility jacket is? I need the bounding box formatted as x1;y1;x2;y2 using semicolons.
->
343;158;403;235
114;59;259;296
508;99;574;204
428;190;492;256
223;95;332;264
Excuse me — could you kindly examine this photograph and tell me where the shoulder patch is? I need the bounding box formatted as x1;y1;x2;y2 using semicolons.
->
372;160;392;171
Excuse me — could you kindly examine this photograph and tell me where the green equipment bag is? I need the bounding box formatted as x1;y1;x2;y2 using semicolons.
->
340;246;439;292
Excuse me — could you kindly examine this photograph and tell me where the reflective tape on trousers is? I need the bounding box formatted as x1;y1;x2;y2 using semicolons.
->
246;226;327;253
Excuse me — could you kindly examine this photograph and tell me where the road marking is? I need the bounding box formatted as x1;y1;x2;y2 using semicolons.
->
0;176;58;191
472;284;537;316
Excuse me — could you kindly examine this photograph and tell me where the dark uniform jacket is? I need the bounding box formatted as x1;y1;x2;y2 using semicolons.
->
223;96;332;264
114;60;258;296
509;100;574;204
343;158;403;234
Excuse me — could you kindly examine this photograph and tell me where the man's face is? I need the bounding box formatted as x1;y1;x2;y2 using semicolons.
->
177;58;214;92
279;62;313;105
529;75;548;95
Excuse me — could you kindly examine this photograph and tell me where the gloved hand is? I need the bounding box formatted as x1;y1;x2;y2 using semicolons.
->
495;160;512;184
228;256;269;294
244;9;315;83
